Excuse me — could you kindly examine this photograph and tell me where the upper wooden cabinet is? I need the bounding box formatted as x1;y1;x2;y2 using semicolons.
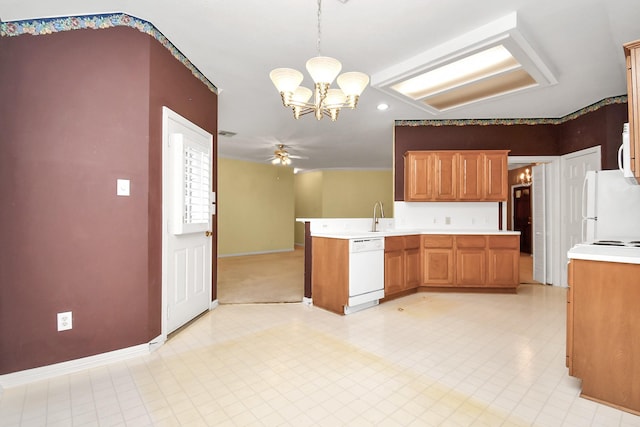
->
404;150;509;202
624;40;640;182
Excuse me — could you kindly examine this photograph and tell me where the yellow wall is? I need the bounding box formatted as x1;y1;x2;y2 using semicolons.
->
293;169;394;245
321;170;394;218
293;171;323;244
217;158;294;256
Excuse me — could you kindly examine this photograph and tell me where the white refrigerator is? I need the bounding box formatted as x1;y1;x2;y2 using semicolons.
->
582;169;640;242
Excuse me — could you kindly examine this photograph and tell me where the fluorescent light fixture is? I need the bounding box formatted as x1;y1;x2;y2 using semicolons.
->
371;12;556;114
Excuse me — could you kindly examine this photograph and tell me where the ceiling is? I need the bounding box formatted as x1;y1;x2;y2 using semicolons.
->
2;0;638;171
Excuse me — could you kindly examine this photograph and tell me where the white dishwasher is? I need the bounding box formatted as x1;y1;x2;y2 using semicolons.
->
345;237;385;314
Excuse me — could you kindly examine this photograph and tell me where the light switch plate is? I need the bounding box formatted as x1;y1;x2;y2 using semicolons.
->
117;179;130;196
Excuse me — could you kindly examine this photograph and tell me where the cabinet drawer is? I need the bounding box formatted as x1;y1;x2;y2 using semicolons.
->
456;235;486;248
422;235;454;248
405;235;421;249
385;236;405;252
487;235;519;249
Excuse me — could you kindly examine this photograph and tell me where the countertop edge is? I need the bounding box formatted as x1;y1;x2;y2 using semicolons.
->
311;230;521;239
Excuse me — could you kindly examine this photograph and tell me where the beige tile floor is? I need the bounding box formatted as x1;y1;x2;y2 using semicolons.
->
2;285;640;426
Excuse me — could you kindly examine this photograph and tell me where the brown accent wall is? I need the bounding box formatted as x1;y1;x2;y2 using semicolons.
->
394;102;628;200
0;26;217;374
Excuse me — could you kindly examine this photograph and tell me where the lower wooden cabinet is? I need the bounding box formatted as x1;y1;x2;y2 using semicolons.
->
422;235;454;285
455;235;486;286
567;259;640;414
487;235;520;287
384;235;420;298
422;234;519;290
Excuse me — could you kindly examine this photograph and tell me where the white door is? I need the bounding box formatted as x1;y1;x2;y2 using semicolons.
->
532;164;546;283
162;107;213;335
559;146;601;287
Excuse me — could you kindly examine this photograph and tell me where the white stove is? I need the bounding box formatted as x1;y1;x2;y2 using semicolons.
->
569;240;640;264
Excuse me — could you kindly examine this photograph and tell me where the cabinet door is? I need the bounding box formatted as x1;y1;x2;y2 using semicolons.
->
459;152;483;200
405;247;421;289
486;235;519;287
404;151;433;201
567;260;574;373
625;42;640;182
456;249;486;286
486;249;518;287
384;249;405;295
434;152;458;200
422;248;454;285
484;152;508;201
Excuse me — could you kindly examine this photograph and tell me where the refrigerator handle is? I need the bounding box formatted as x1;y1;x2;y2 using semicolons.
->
581;174;589;220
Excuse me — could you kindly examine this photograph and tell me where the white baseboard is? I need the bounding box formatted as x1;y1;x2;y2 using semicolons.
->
0;343;150;392
217;248;294;258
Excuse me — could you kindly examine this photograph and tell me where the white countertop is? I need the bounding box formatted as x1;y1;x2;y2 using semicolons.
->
568;244;640;264
312;229;520;239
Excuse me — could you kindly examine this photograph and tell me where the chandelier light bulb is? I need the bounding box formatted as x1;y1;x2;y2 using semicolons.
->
337;72;370;96
306;56;342;85
269;68;303;94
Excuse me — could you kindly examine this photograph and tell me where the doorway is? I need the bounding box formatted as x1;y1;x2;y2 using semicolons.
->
513;185;532;253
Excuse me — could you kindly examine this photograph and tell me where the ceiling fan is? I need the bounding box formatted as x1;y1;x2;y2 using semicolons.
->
268;144;306;165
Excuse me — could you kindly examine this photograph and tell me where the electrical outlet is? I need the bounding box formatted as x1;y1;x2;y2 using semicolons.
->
57;311;72;331
445;217;451;225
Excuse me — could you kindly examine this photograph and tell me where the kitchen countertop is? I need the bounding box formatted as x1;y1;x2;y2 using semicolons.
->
311;229;520;239
568;244;640;265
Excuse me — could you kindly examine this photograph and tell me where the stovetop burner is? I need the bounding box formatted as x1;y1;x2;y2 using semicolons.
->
592;240;640;247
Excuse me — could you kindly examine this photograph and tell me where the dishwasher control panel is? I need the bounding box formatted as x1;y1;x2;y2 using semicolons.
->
350;238;384;252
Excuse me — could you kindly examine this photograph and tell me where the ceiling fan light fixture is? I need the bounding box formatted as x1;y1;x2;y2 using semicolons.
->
269;0;368;121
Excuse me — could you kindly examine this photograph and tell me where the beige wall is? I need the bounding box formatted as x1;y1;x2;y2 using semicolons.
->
294;169;394;244
218;158;294;256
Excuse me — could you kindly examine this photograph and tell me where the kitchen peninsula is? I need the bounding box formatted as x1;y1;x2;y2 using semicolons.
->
302;217;520;315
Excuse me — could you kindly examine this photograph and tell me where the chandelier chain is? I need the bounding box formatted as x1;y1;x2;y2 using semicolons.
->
316;0;322;56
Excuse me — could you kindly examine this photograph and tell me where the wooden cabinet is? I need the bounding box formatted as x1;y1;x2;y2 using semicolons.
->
458;152;483;200
384;235;421;298
422;235;455;285
483;152;508;201
567;259;640;414
404;151;433;201
455;235;486;286
311;237;349;314
486;235;519;286
624;40;640;183
404;150;509;202
434;151;458;200
422;234;519;290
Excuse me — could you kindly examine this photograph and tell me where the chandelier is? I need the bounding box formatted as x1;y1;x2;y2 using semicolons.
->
269;0;369;121
519;168;532;185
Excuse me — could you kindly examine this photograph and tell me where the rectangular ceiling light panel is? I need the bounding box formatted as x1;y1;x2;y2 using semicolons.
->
372;13;556;114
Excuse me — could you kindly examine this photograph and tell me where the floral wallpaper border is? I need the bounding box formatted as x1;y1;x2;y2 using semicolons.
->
395;95;628;127
0;13;218;94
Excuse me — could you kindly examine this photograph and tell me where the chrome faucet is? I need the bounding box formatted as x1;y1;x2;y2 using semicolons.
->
372;201;385;232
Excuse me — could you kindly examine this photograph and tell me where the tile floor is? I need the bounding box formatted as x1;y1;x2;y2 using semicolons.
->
1;285;639;426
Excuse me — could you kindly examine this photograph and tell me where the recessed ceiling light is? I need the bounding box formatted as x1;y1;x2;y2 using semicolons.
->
371;12;556;114
377;103;389;111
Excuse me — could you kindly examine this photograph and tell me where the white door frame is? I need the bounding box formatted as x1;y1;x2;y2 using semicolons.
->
505;156;560;285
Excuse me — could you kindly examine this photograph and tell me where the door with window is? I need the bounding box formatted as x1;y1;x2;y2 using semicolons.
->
163;107;213;334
